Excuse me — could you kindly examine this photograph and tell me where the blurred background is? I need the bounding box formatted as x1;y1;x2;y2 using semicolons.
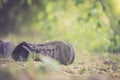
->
0;0;120;53
1;0;120;80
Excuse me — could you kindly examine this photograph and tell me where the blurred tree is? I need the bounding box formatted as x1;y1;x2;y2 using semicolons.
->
0;0;44;36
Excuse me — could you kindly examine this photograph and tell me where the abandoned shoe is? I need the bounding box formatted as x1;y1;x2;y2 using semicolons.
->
12;41;76;65
0;40;15;58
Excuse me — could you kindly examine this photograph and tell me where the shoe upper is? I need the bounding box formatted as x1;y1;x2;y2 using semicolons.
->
12;41;76;65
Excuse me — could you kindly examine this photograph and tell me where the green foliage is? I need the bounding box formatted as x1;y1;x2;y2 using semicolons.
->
17;0;112;52
0;0;120;52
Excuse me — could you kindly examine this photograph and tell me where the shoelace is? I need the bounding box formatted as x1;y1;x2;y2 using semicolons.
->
36;46;58;58
25;43;57;58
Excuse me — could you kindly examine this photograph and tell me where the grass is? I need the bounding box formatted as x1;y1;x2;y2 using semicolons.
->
0;52;120;80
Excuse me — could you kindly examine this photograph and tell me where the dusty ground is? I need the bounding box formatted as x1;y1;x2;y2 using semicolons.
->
0;52;120;80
